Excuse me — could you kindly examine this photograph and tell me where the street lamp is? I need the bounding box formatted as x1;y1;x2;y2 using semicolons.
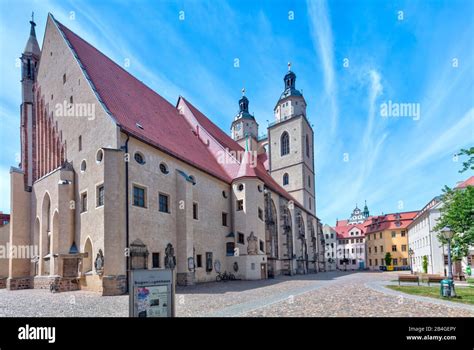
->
440;226;456;297
408;248;414;274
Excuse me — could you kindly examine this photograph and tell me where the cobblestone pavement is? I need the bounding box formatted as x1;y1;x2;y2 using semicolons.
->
0;271;472;317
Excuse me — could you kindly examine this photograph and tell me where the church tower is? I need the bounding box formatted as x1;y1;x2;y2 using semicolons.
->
231;89;259;151
363;200;370;219
20;14;41;189
268;64;315;214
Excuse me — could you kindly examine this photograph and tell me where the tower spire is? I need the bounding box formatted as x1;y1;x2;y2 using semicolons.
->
24;13;40;56
30;12;37;37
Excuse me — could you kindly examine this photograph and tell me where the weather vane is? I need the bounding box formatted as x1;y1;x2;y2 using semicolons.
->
241;88;245;96
288;62;291;71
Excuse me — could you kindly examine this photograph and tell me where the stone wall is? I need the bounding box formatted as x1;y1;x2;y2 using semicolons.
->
7;277;33;290
102;275;127;296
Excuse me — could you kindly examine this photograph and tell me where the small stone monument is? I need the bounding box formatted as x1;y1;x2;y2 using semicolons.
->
165;243;176;269
247;232;258;255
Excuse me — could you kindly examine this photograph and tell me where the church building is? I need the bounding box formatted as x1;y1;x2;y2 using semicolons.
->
2;14;322;295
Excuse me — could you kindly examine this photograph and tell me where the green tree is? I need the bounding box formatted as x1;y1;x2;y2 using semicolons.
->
422;256;428;274
434;185;474;261
384;252;392;266
457;147;474;173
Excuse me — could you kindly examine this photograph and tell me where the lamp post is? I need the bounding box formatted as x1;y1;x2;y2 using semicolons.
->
440;226;456;297
408;248;414;274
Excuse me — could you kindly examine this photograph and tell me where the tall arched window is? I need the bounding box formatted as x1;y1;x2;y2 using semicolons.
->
281;132;290;156
283;173;289;186
306;134;310;157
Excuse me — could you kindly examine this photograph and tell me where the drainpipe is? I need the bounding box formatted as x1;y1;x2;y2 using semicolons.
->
123;135;130;291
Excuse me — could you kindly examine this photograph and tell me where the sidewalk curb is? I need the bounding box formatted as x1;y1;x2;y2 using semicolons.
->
365;281;474;312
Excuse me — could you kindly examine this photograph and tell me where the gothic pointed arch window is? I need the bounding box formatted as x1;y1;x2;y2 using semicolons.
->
281;132;290;156
283;173;289;186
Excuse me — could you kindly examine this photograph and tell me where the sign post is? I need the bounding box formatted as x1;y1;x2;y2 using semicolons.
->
129;269;175;317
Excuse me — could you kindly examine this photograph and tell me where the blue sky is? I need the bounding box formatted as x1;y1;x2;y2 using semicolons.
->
0;0;472;225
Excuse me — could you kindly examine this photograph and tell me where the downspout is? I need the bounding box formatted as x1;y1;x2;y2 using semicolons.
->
124;135;130;291
427;212;434;274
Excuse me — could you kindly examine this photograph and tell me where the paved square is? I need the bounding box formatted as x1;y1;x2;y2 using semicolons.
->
0;271;472;317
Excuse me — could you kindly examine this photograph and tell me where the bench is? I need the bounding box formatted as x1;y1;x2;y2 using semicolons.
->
398;275;419;285
426;275;444;286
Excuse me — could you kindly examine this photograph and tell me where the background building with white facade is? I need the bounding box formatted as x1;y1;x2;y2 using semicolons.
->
408;177;474;277
322;224;337;271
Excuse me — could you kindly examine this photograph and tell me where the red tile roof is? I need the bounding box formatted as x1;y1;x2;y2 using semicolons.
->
258;153;269;171
456;176;474;189
53;16;312;215
180;98;309;212
333;222;368;239
55;18;231;183
365;211;418;234
181;97;243;154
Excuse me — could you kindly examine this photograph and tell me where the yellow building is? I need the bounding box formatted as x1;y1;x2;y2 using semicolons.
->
365;212;418;271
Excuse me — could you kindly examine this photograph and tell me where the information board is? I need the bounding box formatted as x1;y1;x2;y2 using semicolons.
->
129;269;175;317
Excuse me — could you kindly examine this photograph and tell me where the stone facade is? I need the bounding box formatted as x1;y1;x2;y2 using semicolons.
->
2;14;322;296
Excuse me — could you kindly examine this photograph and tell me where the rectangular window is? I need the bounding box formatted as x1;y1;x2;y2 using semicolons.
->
374;246;378;253
391;231;396;238
379;232;382;238
352;259;356;265
196;254;202;268
133;185;146;208
238;232;245;244
393;258;398;266
402;258;408;266
401;245;407;252
152;253;160;268
237;200;244;211
159;193;169;213
222;212;228;226
78;135;82;152
392;245;397;252
369;247;371;254
259;240;264;252
369;259;372;266
96;184;104;207
205;252;213;272
401;230;406;237
80;192;87;213
226;242;235;256
193;202;198;220
258;207;263;221
380;245;384;252
375;259;378;266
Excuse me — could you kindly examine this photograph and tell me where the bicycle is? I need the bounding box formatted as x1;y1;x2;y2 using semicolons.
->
216;271;236;282
49;281;59;293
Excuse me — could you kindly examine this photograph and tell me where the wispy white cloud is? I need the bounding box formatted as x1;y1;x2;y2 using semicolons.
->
306;0;338;134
